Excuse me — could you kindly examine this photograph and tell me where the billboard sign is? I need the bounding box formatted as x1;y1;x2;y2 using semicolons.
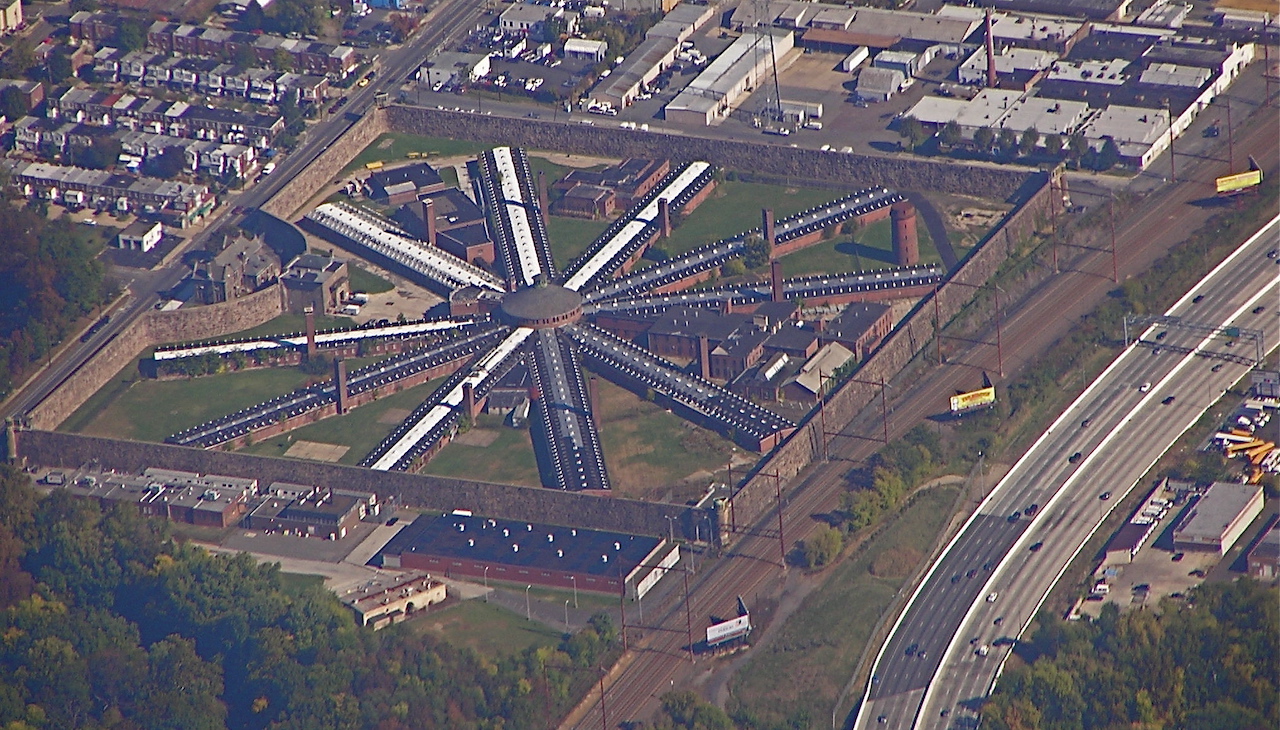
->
950;387;997;413
1216;170;1263;195
706;615;751;646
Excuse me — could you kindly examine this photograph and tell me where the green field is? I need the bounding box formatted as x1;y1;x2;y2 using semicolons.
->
547;215;611;266
72;366;318;443
343;133;490;174
729;486;960;728
778;218;940;278
408;599;563;659
664;181;847;256
347;264;395;294
237;377;446;465
420;413;543;486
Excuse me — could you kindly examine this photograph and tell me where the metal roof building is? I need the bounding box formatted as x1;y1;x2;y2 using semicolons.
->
1173;482;1264;554
665;29;795;126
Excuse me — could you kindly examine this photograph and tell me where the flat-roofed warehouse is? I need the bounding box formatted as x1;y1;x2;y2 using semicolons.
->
665;28;795;126
590;2;715;109
1173;482;1264;554
373;513;681;600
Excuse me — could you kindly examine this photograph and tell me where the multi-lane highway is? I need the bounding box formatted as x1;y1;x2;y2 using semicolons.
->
0;0;484;422
856;215;1280;730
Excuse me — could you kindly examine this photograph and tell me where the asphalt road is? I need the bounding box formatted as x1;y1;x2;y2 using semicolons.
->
0;0;484;424
855;215;1280;730
564;99;1279;730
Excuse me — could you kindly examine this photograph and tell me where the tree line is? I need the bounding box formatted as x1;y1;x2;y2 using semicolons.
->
0;466;618;729
0;203;113;400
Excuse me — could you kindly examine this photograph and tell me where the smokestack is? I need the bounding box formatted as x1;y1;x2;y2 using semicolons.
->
722;297;734;315
305;307;316;358
537;170;549;216
334;358;349;414
588;376;599;416
762;208;776;254
985;7;997;89
698;335;711;380
463;383;478;420
770;259;784;303
422;197;437;247
658;197;672;238
891;202;919;267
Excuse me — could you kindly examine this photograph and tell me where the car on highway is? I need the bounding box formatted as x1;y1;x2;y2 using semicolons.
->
1162;396;1176;405
983;561;995;571
1139;382;1152;392
967;569;978;578
986;592;998;603
1100;491;1112;500
1008;511;1020;523
1269;249;1279;258
1030;541;1044;552
1212;364;1224;373
1190;569;1206;578
918;651;927;660
975;644;989;657
1173;552;1185;561
993;616;1003;626
1069;451;1083;464
1152;348;1161;355
1081;418;1092;428
1253;306;1266;314
1156;331;1168;340
904;642;919;656
1192;294;1205;302
1024;503;1039;516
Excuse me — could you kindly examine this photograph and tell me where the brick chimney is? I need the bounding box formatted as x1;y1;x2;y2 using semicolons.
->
698;335;711;380
658;197;672;238
422;197;437;246
770;259;784;303
891;202;919;267
762;207;776;254
985;7;997;89
462;383;478;420
334;358;349;414
305;307;317;358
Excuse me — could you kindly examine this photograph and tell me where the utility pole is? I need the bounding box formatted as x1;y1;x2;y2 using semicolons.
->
1109;193;1119;283
1225;95;1234;172
1165;98;1177;184
774;471;786;568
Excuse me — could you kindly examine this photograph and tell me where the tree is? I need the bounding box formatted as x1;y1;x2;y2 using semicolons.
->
1067;133;1089;165
148;147;188;179
0;85;25;121
47;52;74;85
801;525;843;568
117;20;147;53
973;126;995;154
233;44;258;70
1018;127;1040;157
742;234;770;269
1043;133;1064;158
898;116;926;149
939;119;962;148
997;127;1019;158
1095;138;1120;171
389;13;419;43
272;48;294;72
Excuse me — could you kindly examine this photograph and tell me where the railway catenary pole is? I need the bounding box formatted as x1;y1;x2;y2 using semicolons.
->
774;471;786;568
931;280;1004;378
847;376;892;444
818;369;830;461
1110;192;1119;284
1166;97;1177;184
683;562;695;663
1050;176;1059;274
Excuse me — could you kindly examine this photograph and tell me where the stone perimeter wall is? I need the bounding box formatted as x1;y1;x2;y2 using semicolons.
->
717;170;1056;544
28;285;286;431
14;430;703;539
384;105;1031;198
261;109;390;220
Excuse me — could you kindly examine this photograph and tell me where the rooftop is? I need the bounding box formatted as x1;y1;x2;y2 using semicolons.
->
374;514;663;578
1174;482;1263;541
499;283;583;326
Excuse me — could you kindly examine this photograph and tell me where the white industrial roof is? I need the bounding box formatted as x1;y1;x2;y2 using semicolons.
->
1139;62;1210;88
857;67;905;95
994;96;1089;136
960;46;1057;77
905;96;969;125
1047;58;1131;85
1081;104;1169;145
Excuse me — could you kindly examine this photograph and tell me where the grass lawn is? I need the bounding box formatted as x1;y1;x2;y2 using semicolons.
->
547;215;610;268
343;133;490;174
729;486;960;728
238;376;446;465
278;572;326;597
439;166;460;188
182;312;355;346
74;366;318;443
778;218;939;278
421;413;543;486
663;181;847;256
408;598;563;659
592;377;735;502
347;264;395;294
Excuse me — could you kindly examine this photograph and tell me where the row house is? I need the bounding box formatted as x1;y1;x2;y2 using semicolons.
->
11;161;215;226
145;19;360;77
56;88;284;148
94;46;329;104
118;129;258;178
68;10;125;44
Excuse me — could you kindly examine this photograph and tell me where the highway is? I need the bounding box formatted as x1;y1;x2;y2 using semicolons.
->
0;0;484;423
562;102;1278;729
855;214;1280;730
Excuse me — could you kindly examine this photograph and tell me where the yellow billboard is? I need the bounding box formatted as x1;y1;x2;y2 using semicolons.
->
950;387;997;413
1216;170;1263;195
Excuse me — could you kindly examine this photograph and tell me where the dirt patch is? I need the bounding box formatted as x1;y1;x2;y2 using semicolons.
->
869;546;924;578
378;408;412;424
283;440;350;462
453;429;500;447
376;137;395;149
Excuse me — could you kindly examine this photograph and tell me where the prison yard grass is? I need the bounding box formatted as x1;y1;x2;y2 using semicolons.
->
728;485;961;730
342;132;490;174
546;214;611;264
346;263;395;294
237;376;447;465
777;217;940;279
419;413;543;486
659;180;849;258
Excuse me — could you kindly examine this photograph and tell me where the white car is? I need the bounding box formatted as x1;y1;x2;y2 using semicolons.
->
986;592;998;603
1139;382;1151;392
